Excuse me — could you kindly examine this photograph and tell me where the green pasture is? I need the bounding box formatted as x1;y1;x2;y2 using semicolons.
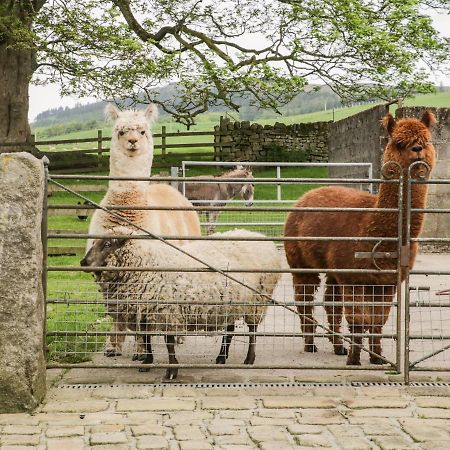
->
46;165;326;363
34;90;450;152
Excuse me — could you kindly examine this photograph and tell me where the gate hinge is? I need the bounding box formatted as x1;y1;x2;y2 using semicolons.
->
400;245;410;267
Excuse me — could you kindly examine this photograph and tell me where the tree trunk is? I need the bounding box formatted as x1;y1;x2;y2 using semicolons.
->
0;44;35;152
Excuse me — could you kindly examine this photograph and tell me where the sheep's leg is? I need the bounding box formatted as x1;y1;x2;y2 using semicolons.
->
216;324;235;364
323;281;347;356
132;335;146;362
293;273;320;353
105;319;124;357
138;333;153;372
164;335;179;380
244;324;257;365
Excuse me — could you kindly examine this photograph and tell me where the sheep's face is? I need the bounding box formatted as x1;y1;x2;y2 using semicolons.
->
80;238;126;281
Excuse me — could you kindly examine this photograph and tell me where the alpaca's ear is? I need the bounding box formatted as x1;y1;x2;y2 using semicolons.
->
105;103;120;122
144;103;158;124
421;110;436;129
382;113;396;136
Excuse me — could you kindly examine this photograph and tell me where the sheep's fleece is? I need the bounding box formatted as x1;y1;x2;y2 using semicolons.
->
96;229;281;332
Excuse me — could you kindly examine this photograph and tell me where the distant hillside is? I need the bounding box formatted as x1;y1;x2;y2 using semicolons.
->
32;84;450;138
32;84;346;135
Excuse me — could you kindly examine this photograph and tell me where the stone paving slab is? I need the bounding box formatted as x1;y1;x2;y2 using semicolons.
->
4;381;450;449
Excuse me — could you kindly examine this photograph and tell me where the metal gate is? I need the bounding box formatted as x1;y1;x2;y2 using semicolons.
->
404;172;450;383
42;161;449;383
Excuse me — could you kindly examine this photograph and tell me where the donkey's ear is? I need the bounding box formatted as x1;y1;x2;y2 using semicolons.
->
382;113;396;136
144;103;158;125
105;103;120;122
421;110;436;129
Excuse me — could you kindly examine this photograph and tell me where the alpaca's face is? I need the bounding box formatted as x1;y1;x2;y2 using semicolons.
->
382;111;436;171
113;113;152;156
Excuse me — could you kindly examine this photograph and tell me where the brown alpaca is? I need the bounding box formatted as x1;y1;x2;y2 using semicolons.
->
284;111;436;365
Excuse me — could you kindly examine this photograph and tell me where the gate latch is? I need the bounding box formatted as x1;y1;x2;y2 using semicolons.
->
354;251;398;259
354;240;398;271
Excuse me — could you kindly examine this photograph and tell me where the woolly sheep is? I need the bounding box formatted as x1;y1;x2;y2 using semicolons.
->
87;103;201;357
81;229;282;379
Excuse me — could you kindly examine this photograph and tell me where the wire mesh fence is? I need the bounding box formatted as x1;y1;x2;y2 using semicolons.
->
46;278;399;369
43;165;450;382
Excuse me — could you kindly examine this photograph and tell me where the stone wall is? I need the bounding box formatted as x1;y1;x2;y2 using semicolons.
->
215;117;330;162
0;153;47;412
397;107;450;252
328;105;388;186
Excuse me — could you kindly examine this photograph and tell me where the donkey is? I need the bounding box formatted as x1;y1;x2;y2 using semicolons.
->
179;165;254;234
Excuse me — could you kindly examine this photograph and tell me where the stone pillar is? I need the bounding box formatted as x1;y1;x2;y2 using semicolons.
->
0;152;46;412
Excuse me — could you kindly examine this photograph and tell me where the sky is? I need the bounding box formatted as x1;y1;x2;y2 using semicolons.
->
28;10;450;122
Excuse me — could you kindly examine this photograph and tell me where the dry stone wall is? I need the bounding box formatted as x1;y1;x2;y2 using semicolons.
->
215;117;330;162
328;105;388;184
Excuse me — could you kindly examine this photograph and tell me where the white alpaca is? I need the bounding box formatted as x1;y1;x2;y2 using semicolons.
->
87;103;201;357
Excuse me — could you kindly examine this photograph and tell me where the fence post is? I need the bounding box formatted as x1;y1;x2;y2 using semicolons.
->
170;166;179;190
161;125;167;159
97;129;103;168
214;119;221;161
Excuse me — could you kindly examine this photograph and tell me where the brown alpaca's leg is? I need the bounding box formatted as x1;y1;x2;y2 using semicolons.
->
369;325;384;365
324;280;347;356
343;286;365;365
293;273;320;353
347;323;364;365
369;286;394;365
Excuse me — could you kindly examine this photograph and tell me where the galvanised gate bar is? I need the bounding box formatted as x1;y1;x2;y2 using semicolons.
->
42;163;450;383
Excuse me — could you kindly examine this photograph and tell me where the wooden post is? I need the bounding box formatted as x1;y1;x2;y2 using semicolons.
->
161;125;167;159
97;129;103;168
213;125;221;162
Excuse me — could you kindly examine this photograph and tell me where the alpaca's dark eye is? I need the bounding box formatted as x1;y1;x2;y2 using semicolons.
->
396;142;405;149
140;130;145;135
104;241;111;248
118;131;125;136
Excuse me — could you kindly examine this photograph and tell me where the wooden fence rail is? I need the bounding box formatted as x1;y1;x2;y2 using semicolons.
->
1;125;229;172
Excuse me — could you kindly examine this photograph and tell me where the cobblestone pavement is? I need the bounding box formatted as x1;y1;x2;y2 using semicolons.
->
3;373;450;449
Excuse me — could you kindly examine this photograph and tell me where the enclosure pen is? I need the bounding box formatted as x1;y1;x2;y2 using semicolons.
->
42;164;450;383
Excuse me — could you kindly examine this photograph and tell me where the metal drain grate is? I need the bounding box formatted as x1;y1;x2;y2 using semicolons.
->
57;381;450;389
